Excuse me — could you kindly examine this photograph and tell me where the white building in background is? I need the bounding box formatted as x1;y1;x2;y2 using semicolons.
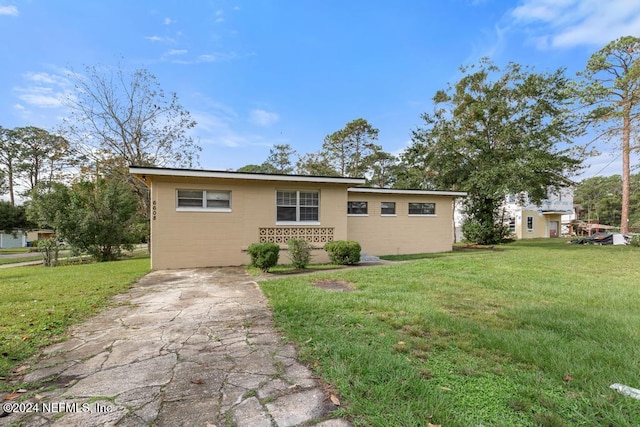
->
454;188;575;241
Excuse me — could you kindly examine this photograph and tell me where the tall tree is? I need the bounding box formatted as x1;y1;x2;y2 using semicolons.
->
367;151;399;188
64;64;200;170
63;63;201;245
322;118;381;177
579;36;640;234
13;126;72;194
409;59;582;244
263;144;297;174
0;126;20;205
296;152;340;176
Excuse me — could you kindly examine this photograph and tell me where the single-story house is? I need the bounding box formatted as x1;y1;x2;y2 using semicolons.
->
130;166;466;269
0;231;27;249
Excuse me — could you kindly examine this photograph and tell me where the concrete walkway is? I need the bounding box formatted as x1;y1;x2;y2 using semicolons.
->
1;268;350;427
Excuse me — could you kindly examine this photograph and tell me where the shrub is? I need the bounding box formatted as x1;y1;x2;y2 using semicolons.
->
247;242;280;272
324;240;361;265
288;238;312;269
630;235;640;247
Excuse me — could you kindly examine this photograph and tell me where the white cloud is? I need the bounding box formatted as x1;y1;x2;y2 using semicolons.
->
145;35;169;43
166;49;188;56
164;17;175;25
250;109;279;127
510;0;640;48
215;9;224;23
0;5;18;16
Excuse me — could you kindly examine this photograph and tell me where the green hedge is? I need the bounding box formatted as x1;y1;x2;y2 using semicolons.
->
247;242;280;272
324;240;361;265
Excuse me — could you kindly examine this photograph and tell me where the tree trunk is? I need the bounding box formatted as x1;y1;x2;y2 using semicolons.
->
621;106;631;234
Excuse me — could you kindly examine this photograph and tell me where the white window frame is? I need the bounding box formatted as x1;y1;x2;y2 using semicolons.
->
176;189;232;212
381;202;396;216
408;202;436;216
526;216;534;232
275;190;320;225
347;201;369;216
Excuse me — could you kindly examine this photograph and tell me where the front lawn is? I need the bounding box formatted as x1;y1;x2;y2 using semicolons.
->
260;239;640;426
0;258;150;380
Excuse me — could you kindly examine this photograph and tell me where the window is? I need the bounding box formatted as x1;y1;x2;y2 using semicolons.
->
177;190;231;210
526;216;534;232
276;190;319;222
381;202;396;215
408;202;435;215
347;201;368;215
509;218;516;233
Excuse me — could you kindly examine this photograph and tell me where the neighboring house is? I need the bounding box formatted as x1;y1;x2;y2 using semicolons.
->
505;188;575;239
0;231;27;249
453;188;575;240
130;166;466;269
26;229;55;243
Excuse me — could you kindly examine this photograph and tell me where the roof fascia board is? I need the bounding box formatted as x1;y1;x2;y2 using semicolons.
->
348;187;467;197
129;167;365;185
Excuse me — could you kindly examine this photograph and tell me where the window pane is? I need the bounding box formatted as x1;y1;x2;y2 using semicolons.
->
300;192;318;206
381;202;395;215
277;206;297;221
177;190;204;208
348;201;368;215
178;190;203;199
300;207;319;221
206;199;230;208
409;203;435;215
178;198;204;207
206;191;230;201
277;191;297;206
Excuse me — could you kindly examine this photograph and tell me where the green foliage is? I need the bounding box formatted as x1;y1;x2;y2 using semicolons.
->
0;201;32;233
36;237;60;267
630;235;640;247
322;118;381;177
324;240;361;265
28;178;139;262
407;59;582;244
247;242;280;272
574;173;640;227
287;238;312;269
461;198;510;244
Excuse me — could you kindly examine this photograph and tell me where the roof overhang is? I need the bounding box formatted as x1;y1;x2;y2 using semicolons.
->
348;187;467;197
540;210;572;215
129;166;366;186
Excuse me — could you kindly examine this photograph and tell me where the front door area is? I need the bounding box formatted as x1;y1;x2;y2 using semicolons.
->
549;221;559;238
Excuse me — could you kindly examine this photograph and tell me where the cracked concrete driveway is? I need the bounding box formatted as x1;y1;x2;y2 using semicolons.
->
1;268;350;427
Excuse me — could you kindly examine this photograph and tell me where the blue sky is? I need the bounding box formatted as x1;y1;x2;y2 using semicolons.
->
1;0;639;179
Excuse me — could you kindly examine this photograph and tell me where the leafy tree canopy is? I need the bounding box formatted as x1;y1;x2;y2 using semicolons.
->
408;58;583;244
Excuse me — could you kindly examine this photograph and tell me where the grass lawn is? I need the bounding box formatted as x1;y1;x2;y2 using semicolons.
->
0;255;43;266
260;239;640;426
0;257;150;381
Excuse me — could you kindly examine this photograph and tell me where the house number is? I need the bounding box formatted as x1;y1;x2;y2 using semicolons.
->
152;201;157;220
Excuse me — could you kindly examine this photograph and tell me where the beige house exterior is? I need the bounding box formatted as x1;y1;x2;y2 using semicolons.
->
130;167;466;269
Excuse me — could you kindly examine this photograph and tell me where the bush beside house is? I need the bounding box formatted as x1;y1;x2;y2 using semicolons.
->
324;240;361;265
247;242;280;272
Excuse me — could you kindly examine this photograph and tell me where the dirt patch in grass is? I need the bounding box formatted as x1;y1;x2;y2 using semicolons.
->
312;279;355;292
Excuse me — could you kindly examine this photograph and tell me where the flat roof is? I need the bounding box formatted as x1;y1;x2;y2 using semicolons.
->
348;187;467;197
130;166;366;185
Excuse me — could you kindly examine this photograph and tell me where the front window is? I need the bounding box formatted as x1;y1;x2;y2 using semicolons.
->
276;190;319;222
381;202;396;215
408;202;435;215
347;201;368;215
527;216;534;232
177;190;231;210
